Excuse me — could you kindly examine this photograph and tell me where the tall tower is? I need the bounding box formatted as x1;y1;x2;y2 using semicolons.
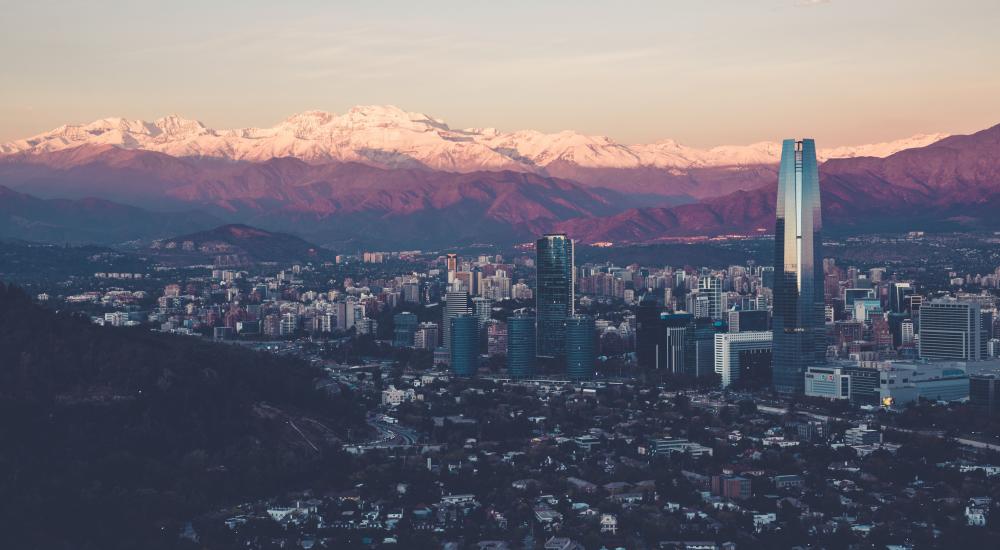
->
772;139;825;396
565;314;595;380
450;314;479;377
442;290;471;351
507;314;537;379
698;275;722;320
536;234;575;358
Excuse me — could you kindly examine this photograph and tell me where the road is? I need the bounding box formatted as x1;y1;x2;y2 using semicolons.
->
362;414;420;448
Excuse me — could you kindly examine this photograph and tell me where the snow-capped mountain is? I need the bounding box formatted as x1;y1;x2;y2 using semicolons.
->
0;105;948;173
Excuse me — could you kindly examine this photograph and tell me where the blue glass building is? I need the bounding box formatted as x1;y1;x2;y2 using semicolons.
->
772;139;826;395
565;314;595;380
450;314;479;377
536;234;574;358
506;314;536;378
392;311;419;347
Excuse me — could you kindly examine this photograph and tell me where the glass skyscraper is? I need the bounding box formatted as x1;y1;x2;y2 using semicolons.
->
772;139;826;396
450;314;479;377
536;234;574;358
506;314;536;378
442;290;471;351
565;314;595;380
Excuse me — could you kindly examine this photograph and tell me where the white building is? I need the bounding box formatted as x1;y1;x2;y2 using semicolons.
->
600;514;618;534
805;365;850;400
382;385;416;406
714;331;773;388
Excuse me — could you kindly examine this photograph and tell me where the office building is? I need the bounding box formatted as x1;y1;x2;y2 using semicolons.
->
636;298;665;369
413;322;439;350
698;276;722;320
970;373;1000;415
772;139;826;396
536;234;575;358
442;290;471;351
727;309;769;333
804;365;850;400
714;331;773;388
392;312;419;347
842;365;880;406
507;314;536;379
565;314;595;380
919;299;982;361
889;282;915;314
693;318;724;377
450;314;479;377
662;313;695;374
845;425;882;446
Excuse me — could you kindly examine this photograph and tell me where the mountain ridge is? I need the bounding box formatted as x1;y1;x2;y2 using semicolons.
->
1;105;950;176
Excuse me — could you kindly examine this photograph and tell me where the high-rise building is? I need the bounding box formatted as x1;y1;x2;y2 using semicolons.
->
970;373;1000;416
565;314;595;380
919;299;982;361
507;314;536;379
450;314;479;377
772;139;826;396
442;290;471;351
486;320;507;356
889;282;915;314
636;298;665;369
698;276;722;320
842;365;880;406
714;331;773;388
662;313;695;374
727;309;769;333
536;234;574;358
413;321;439;350
392;312;419;347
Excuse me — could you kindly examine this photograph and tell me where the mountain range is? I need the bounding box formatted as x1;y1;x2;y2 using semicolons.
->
0;105;996;248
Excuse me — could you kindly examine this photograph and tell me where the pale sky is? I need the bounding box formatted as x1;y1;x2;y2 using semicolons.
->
1;0;998;147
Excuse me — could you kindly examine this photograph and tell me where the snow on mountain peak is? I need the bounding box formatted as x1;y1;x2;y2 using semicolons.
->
0;105;951;173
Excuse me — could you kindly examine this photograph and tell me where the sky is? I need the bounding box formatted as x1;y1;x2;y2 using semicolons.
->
1;0;998;147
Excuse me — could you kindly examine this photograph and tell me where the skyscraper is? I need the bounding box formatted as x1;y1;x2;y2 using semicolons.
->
888;282;914;314
565;314;595;380
698;276;722;320
507;314;537;379
442;290;471;351
392;312;419;347
450;314;479;377
772;139;826;396
536;233;574;358
636;297;665;369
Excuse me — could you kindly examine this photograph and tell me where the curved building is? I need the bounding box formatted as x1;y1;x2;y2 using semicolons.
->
772;139;825;395
506;314;536;379
450;314;479;377
536;234;574;358
566;314;596;380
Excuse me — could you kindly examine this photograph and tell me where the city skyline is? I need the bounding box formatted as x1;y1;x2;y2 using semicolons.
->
5;2;1000;547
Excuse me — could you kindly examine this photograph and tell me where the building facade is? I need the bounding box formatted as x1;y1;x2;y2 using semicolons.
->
772;138;826;395
536;234;575;358
714;330;773;388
